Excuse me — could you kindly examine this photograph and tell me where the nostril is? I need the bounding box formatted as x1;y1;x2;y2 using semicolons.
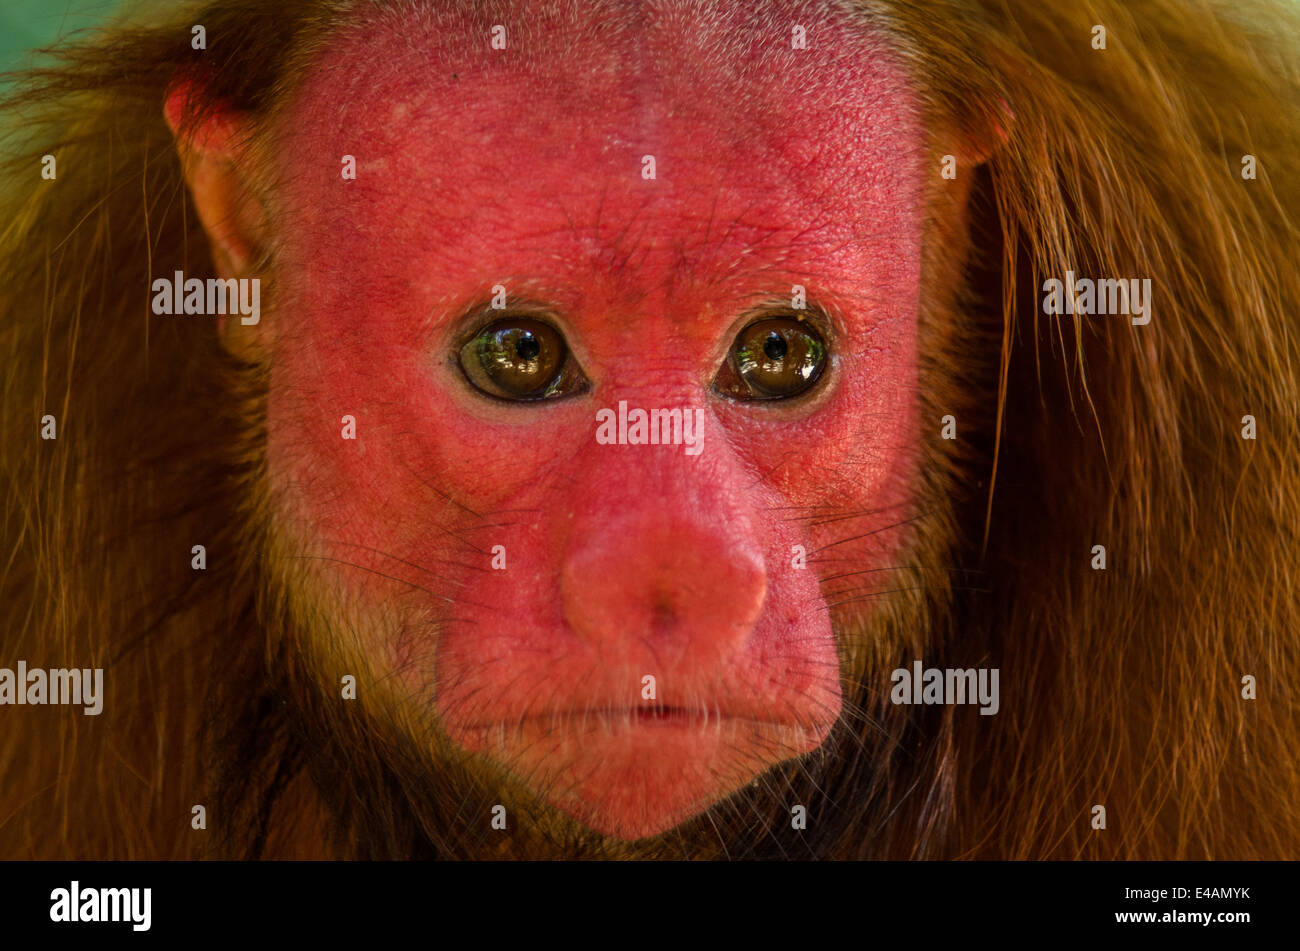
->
650;599;676;635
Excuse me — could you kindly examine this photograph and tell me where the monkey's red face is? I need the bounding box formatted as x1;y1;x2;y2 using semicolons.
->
253;3;923;839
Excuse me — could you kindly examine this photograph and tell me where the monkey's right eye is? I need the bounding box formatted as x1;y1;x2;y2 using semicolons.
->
458;318;586;401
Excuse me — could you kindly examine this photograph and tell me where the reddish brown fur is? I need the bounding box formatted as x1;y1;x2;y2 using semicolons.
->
1;0;1297;858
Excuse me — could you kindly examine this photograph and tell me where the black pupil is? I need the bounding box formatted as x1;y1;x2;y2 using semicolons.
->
515;333;540;361
763;332;787;361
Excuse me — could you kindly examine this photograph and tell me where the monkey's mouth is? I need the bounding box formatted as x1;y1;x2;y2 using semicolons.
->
462;705;806;731
565;705;703;724
632;705;690;722
450;703;830;840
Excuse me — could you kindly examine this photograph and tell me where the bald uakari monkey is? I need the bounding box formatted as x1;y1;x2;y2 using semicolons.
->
0;0;1297;859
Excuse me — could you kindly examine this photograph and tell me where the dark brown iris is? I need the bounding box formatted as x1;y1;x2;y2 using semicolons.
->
458;318;582;400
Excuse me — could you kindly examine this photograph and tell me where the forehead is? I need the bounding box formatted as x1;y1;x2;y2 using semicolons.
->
272;0;921;299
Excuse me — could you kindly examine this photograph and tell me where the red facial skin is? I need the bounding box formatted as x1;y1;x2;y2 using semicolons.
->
257;1;923;839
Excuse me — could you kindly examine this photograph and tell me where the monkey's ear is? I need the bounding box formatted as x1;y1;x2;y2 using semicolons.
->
164;80;270;353
164;80;267;279
953;96;1015;167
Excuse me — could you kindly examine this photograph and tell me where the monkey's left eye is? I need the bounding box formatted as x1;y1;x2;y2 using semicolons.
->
713;316;828;400
458;318;586;401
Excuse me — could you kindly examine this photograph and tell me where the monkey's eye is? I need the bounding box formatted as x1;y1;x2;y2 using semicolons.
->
458;318;585;401
713;316;828;400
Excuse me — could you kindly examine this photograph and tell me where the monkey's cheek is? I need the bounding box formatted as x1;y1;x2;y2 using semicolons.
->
456;716;835;840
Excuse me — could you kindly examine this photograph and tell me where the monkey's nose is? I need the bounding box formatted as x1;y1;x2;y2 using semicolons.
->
560;514;767;668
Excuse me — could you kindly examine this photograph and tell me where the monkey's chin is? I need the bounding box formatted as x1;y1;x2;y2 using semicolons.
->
455;712;832;840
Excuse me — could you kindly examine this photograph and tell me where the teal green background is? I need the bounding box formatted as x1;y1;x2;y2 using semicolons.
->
0;0;124;78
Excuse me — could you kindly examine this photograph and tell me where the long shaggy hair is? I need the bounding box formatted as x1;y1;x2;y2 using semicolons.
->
1;0;1296;859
